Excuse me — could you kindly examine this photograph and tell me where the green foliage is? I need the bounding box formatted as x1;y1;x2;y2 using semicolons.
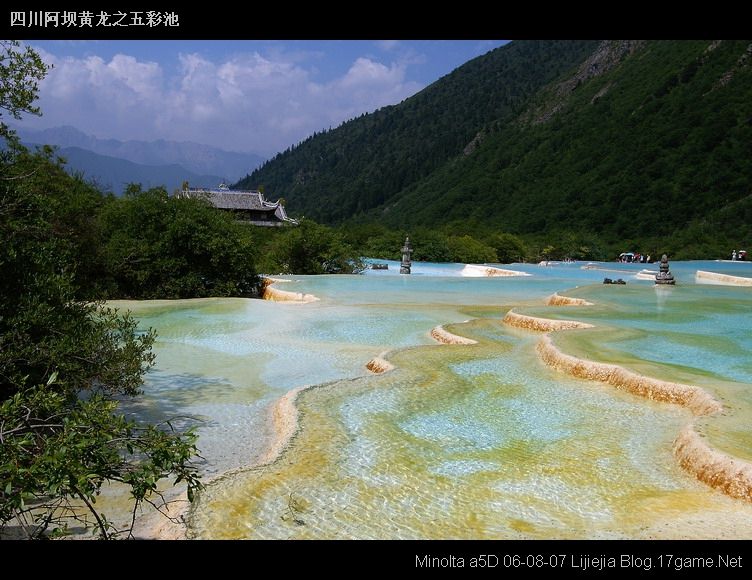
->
96;185;261;298
445;235;498;263
241;40;752;259
339;223;527;264
0;142;261;300
0;143;202;538
0;40;49;131
398;228;451;262
489;232;528;263
524;231;607;262
383;40;752;257
0;385;201;539
2;141;112;300
0;146;134;400
1;44;203;539
339;223;405;261
262;218;365;274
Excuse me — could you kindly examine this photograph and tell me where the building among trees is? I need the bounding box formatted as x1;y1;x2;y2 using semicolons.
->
178;184;296;226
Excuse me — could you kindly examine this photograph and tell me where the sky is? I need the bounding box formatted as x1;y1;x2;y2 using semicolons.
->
20;40;507;157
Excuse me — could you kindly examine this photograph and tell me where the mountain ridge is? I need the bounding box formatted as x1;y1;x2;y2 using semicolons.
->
27;145;225;196
236;40;601;221
236;40;752;255
13;125;264;183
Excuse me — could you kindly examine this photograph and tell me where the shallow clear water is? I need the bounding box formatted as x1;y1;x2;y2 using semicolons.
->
114;259;752;538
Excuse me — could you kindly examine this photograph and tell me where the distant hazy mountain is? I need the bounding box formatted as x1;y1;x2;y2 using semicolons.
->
14;125;263;182
43;146;225;195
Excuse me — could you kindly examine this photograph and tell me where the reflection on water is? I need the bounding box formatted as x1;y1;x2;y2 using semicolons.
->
115;260;752;538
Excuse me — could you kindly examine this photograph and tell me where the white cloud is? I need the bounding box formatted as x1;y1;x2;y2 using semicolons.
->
25;47;424;156
339;57;403;87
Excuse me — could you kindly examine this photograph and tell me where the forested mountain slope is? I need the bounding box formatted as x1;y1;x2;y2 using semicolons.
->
239;40;752;252
383;40;752;245
236;40;600;222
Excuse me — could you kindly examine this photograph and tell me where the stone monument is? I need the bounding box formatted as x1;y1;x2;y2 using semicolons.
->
655;254;676;285
400;236;413;275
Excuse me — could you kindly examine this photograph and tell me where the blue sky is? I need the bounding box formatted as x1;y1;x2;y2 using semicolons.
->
21;40;507;157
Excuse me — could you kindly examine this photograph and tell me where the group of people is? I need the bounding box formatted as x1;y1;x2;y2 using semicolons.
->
617;252;652;264
731;250;747;261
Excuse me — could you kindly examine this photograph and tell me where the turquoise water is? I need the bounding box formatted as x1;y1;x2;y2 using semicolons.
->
115;259;752;538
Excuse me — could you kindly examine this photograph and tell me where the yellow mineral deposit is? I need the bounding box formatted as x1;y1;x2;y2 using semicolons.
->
508;290;752;506
536;335;723;416
260;385;306;465
503;310;594;332
429;324;478;345
365;354;396;374
674;427;752;502
262;277;320;302
113;264;752;540
544;293;594;306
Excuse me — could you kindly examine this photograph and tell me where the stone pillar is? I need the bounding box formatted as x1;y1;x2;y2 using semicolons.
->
400;236;413;275
655;254;676;285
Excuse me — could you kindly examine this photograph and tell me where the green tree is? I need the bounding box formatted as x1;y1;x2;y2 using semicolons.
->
446;235;498;263
98;185;261;299
266;218;365;274
490;232;528;263
0;42;202;539
0;40;49;135
3;142;112;298
409;228;451;262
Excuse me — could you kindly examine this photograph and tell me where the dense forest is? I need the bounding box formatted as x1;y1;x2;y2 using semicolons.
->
241;40;752;259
